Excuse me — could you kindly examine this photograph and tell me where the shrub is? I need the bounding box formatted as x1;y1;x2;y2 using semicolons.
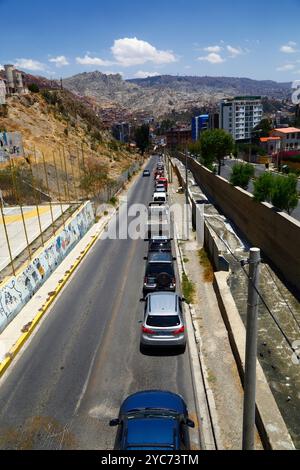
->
230;163;254;189
271;174;298;214
253;172;274;202
28;83;40;93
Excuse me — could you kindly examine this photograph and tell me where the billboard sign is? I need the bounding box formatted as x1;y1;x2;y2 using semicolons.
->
0;132;24;162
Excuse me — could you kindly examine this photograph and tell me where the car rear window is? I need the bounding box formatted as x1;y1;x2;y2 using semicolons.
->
149;242;171;251
146;315;181;327
146;264;174;276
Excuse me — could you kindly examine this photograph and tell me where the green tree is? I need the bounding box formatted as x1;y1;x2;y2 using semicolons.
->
134;124;150;155
230;163;255;190
28;83;40;93
271;174;299;214
252;118;273;142
200;129;234;175
253;172;274;202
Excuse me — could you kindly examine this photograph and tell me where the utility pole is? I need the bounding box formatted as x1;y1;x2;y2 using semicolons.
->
242;247;261;450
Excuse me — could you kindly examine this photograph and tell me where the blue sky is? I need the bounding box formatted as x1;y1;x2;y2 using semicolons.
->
1;0;300;82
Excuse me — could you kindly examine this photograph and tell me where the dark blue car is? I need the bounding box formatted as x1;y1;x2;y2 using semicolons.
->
109;390;195;450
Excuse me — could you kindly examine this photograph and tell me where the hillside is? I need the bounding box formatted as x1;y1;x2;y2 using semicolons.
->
0;88;139;199
62;72;292;118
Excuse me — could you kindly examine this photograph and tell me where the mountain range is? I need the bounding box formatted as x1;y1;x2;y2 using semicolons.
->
62;72;292;117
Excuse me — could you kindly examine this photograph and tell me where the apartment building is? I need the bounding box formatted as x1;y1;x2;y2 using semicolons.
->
271;127;300;151
219;96;263;142
191;114;209;141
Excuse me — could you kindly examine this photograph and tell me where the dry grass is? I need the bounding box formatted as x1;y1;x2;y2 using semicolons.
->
198;248;214;283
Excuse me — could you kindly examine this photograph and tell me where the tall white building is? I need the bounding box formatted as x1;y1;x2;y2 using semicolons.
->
219;96;263;141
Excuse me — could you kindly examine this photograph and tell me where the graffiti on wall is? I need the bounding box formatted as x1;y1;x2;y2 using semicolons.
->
0;132;24;162
0;202;94;333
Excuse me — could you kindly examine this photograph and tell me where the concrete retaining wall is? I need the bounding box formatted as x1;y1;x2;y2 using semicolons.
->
177;155;300;293
0;201;95;333
214;271;295;450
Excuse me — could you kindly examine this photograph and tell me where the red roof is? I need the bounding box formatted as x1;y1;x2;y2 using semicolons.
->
273;127;300;134
260;137;281;142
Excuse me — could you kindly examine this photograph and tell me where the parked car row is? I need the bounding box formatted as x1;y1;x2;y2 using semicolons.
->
109;157;194;450
142;158;186;353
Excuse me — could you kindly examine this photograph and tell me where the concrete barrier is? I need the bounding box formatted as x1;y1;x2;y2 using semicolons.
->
176;155;300;294
214;271;295;450
0;201;95;333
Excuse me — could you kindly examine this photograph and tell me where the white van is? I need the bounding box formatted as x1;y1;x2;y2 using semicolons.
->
152;192;167;204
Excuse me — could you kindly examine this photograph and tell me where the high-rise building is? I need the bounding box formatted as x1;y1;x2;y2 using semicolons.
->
191;114;209;141
219;96;263;142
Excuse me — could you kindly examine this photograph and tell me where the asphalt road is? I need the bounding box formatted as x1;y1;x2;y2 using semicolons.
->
0;156;200;450
220;159;300;221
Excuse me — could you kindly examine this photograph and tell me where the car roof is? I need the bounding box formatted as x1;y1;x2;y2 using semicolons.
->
148;292;178;314
148;252;173;263
126;418;177;448
121;390;186;414
153;192;166;198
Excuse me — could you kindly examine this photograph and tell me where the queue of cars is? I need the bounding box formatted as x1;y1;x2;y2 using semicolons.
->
109;157;194;450
141;158;186;353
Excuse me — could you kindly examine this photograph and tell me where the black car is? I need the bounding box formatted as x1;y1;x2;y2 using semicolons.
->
148;236;172;253
143;252;176;295
143;169;151;177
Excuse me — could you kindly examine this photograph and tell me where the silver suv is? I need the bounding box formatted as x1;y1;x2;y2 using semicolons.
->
140;292;186;352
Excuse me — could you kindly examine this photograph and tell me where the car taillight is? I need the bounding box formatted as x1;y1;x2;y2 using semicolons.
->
172;278;176;285
144;277;148;284
142;326;155;334
173;326;185;335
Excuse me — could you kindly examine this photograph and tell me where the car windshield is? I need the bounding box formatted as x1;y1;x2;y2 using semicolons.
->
146;265;174;276
146;315;181;327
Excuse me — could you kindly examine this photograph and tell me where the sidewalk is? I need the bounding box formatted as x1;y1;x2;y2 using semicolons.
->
0;206;116;368
169;173;263;449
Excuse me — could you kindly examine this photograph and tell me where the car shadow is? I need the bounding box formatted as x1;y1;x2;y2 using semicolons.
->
140;343;186;357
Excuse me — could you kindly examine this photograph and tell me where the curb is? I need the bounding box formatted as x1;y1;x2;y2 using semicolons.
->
172;221;217;450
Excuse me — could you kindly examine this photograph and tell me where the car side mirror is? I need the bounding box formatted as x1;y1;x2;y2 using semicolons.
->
144;256;148;260
109;418;120;427
144;238;149;242
140;298;146;302
181;297;187;302
173;257;176;261
186;418;195;428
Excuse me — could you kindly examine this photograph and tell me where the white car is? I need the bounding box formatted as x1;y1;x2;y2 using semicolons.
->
152;192;167;204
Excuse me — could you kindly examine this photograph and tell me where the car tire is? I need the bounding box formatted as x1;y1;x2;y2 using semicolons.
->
156;272;172;289
178;344;186;354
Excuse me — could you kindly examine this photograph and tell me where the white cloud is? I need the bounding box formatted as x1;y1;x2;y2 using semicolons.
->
198;53;225;64
280;42;298;53
277;64;296;71
15;58;46;71
204;45;222;53
134;70;160;78
76;54;113;66
227;45;243;58
111;37;177;67
49;55;69;67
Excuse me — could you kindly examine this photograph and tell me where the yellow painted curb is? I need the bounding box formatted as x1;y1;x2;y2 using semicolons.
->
0;221;109;378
